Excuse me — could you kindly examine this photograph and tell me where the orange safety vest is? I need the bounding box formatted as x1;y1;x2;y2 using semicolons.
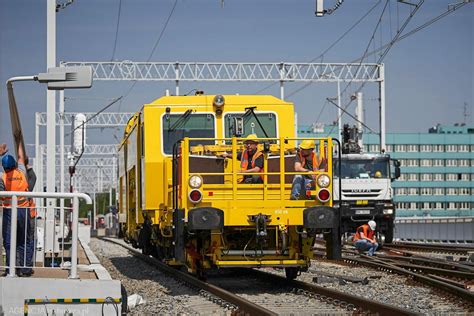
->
2;169;30;207
353;224;375;242
240;150;264;179
298;151;323;171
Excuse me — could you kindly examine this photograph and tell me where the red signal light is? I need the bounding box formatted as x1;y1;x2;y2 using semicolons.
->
189;189;203;204
317;189;330;202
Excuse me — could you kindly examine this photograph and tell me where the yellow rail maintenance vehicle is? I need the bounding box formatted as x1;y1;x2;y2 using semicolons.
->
118;93;341;279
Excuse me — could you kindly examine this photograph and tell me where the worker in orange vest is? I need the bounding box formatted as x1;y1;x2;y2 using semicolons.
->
353;220;378;256
290;140;325;200
0;143;33;276
221;134;264;184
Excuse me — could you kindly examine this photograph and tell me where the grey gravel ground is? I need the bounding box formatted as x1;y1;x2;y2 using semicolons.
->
91;238;227;315
91;238;472;315
267;258;472;315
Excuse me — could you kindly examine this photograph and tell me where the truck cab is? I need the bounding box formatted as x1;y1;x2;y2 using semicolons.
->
334;153;400;243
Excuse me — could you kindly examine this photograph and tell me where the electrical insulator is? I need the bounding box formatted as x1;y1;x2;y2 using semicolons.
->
71;113;86;157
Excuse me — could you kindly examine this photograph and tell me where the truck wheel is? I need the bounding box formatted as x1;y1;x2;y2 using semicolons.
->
385;227;394;244
324;228;342;260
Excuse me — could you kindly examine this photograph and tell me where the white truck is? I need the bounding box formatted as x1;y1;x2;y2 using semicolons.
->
334;125;400;244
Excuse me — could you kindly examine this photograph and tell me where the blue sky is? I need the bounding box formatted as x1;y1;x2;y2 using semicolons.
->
0;0;472;148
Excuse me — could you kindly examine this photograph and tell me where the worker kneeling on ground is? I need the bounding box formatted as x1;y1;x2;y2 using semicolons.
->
353;220;378;256
290;140;324;200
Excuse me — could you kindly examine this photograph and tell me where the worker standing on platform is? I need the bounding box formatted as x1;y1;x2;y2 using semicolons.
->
0;143;33;276
353;220;378;256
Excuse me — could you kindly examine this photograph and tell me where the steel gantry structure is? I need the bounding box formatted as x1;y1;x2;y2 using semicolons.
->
62;61;386;147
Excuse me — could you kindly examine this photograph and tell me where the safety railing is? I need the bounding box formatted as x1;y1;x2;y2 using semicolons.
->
0;192;92;278
172;137;338;208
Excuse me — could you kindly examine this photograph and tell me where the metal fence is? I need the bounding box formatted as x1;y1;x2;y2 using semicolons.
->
0;192;92;278
395;216;474;243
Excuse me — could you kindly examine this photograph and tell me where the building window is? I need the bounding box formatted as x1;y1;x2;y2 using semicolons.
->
432;144;444;152
420;173;432;181
385;144;393;152
369;144;380;152
407;159;419;167
435;202;444;209
396;188;406;195
446;173;458;181
408;188;419;195
420;145;432;152
446;159;457;167
420;188;432;195
446;188;458;195
395;144;406;152
399;159;407;167
458;159;470;167
460;174;470;181
398;173;408;181
407;144;418;152
433;173;444;181
459;145;469;152
459;188;470;195
420;202;430;210
460;202;470;210
407;173;419;181
447;202;456;210
432;159;444;167
446;145;457;152
409;202;417;210
433;188;444;195
420;159;432;167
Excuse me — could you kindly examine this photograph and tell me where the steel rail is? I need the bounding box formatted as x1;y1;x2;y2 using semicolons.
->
378;254;474;272
99;237;276;316
346;256;474;304
387;243;474;255
250;270;418;316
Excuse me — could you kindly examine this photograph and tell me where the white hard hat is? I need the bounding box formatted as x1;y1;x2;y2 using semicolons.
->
368;220;376;230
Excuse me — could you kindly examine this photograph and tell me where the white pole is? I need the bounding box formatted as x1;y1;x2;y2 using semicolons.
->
59;90;65;261
45;0;57;253
337;80;342;143
175;62;180;96
8;196;18;277
69;196;79;279
357;92;363;149
379;64;386;152
35;113;42;209
93;192;97;230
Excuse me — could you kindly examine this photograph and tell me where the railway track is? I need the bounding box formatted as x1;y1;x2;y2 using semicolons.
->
313;246;474;309
386;242;474;256
100;237;417;315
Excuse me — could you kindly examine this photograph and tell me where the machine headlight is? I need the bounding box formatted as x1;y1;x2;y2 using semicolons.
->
383;209;393;215
213;95;225;107
317;174;330;188
189;175;203;188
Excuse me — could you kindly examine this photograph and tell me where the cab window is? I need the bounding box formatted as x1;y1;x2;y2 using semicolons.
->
335;158;390;179
224;112;277;139
162;113;215;154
